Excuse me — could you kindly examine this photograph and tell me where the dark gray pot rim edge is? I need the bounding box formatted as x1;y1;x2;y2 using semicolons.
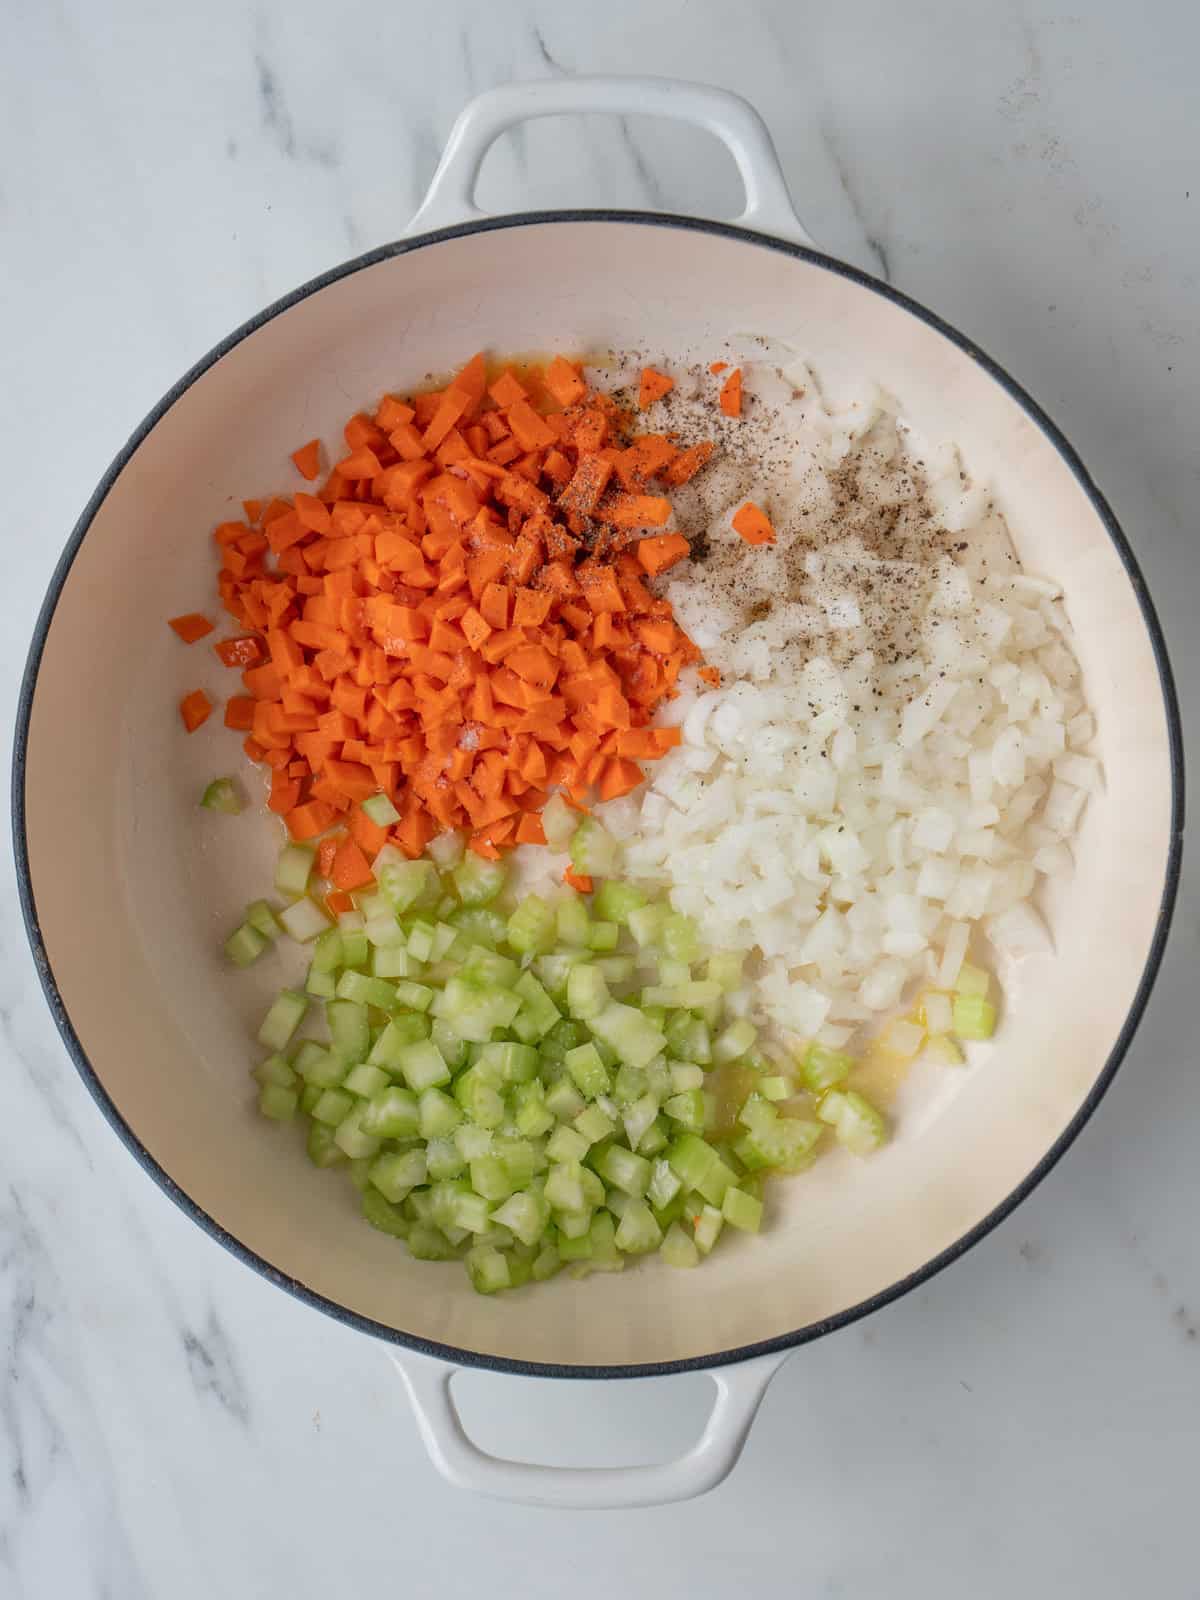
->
11;210;1186;1381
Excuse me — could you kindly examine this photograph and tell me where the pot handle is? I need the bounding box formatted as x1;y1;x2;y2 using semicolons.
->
394;1347;789;1509
406;76;813;246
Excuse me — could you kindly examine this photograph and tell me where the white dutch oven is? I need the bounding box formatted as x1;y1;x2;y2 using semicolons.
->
14;79;1183;1509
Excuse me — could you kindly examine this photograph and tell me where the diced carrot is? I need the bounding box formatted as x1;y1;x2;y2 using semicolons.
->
224;695;255;730
662;440;715;487
325;889;355;916
731;501;776;545
637;534;690;576
189;352;711;852
317;834;343;878
286;800;337;841
563;867;593;892
637;367;674;409
598;494;672;530
718;368;743;417
179;690;213;732
698;664;721;686
709;360;728;374
488;369;527;407
168;613;214;643
330;838;375;891
544;356;587;408
214;635;268;668
291;439;321;479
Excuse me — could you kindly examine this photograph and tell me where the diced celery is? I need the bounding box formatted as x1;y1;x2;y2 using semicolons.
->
454;1070;505;1129
818;1089;888;1156
660;913;699;963
647;1157;682;1210
201;776;243;814
556;895;591;948
569;817;619;878
334;971;397;1009
564;1042;611;1099
327;999;370;1063
368;1015;425;1069
453;854;508;907
593;880;648;925
279;898;331;944
707;951;745;989
664;1089;706;1133
544;1078;586;1122
477;1041;539;1084
556;1208;593;1241
639;1118;669;1156
246;900;282;942
587;920;619;952
670;1063;705;1093
418;1085;462;1140
362;792;401;827
343;1063;390;1098
567;964;609;1021
376;853;439;914
428;829;465;869
589;1002;668;1070
665;1013;712;1064
407;1223;459;1261
310;1087;354;1127
258;1082;298;1121
574;1103;616;1145
450;906;508;947
371;945;417;979
470;1155;514;1203
924;1033;965;1067
952;994;997;1040
427;1018;466;1070
955;962;990;998
309;926;343;973
490;1191;548;1248
252;1053;296;1092
339;926;370;969
547;1123;591;1163
512;972;561;1042
513;1082;555;1138
306;1119;346;1167
695;1156;737;1207
595;1144;651;1198
627;904;665;948
667;1133;718;1192
596;955;636;985
439;976;521;1042
694;1204;724;1255
360;1085;420;1138
275;843;315;899
504;895;554;957
257;989;308;1051
396;1039;451;1092
722;1186;763;1233
557;1226;593;1261
362;1187;410;1239
494;1136;539;1188
612;1064;648;1106
545;1161;588;1213
615;1198;663;1254
333;1103;382;1160
454;1123;493;1161
660;1221;699;1267
532;1244;561;1280
225;923;267;967
801;1043;853;1093
758;1075;790;1101
713;1018;757;1064
425;1136;466;1180
369;1148;427;1203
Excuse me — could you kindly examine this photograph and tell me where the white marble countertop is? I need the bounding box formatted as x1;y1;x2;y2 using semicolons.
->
3;0;1197;1593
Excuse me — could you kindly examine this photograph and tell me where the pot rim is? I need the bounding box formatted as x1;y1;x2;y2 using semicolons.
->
11;210;1185;1380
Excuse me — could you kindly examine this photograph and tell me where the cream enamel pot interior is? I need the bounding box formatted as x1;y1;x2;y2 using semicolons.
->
14;78;1183;1509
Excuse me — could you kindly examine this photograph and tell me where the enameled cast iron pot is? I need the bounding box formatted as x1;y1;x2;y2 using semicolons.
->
13;78;1183;1508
